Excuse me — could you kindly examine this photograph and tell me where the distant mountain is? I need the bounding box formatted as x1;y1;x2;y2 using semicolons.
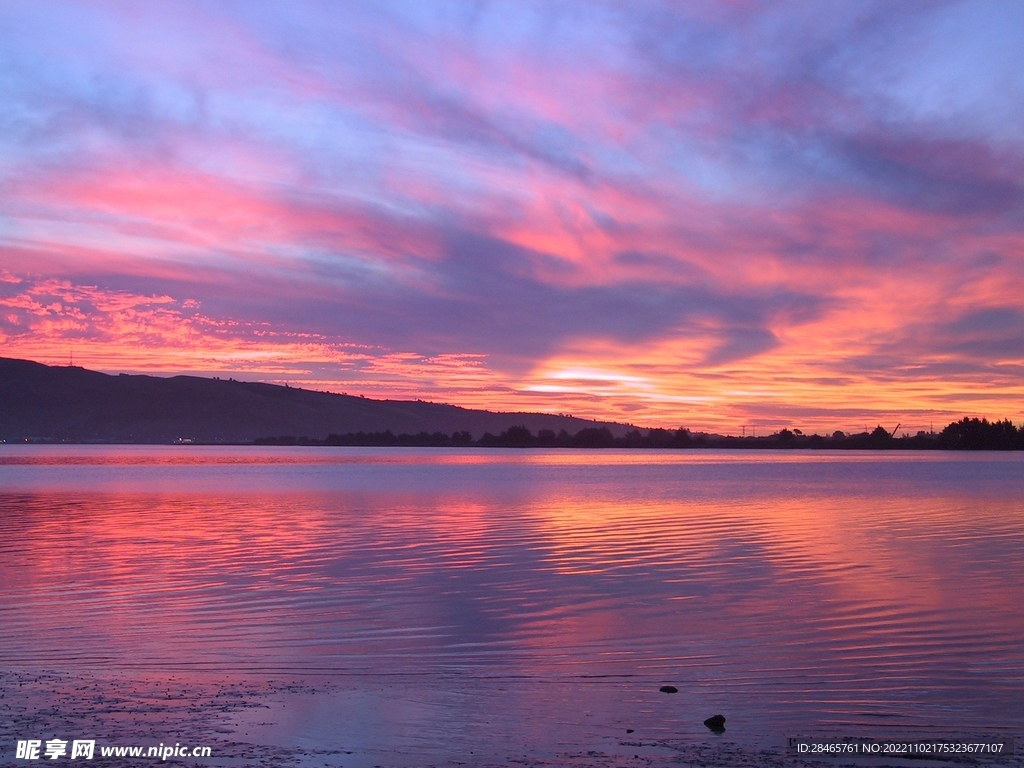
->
0;357;636;443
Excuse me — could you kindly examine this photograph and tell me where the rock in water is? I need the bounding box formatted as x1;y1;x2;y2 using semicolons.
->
703;714;726;732
659;685;678;694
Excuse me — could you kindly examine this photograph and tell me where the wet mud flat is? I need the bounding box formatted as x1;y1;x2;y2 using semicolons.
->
3;670;1020;768
0;669;334;767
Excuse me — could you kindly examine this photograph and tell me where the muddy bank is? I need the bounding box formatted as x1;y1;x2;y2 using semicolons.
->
4;670;1020;768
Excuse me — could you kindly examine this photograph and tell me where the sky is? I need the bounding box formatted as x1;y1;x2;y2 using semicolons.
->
2;1;1023;434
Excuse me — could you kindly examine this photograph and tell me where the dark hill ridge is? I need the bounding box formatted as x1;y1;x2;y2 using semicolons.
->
0;357;634;443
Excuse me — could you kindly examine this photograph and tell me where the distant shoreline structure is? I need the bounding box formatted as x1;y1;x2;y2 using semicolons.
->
6;418;1020;451
1;357;1019;449
251;418;1023;450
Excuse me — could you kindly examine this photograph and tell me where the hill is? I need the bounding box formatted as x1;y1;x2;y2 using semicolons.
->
0;357;635;444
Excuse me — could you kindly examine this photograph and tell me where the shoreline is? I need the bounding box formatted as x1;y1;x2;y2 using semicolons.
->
7;669;1017;768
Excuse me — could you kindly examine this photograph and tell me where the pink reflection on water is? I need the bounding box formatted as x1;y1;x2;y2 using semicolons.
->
2;447;1023;756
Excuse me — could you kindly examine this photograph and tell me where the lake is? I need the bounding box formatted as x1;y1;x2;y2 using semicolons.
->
1;447;1022;766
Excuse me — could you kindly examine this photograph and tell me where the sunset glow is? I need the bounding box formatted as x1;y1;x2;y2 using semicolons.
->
3;2;1023;433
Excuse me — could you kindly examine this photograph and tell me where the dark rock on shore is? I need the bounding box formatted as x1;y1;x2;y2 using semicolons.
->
704;714;726;732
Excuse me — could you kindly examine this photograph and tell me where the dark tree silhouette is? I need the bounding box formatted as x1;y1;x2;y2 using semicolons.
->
669;428;692;448
571;427;616;448
938;417;1019;450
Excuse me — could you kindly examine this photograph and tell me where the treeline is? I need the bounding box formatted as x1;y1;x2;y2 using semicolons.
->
254;418;1024;450
254;426;695;448
731;418;1024;450
935;417;1022;450
256;430;475;447
712;419;1023;450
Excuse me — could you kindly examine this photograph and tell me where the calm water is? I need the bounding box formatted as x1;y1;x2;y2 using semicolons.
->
2;447;1023;764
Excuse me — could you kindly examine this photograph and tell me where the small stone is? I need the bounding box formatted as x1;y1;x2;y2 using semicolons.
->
659;685;678;693
626;729;634;734
703;714;726;732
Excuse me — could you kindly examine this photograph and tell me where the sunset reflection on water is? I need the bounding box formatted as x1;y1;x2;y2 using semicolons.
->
2;447;1023;759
